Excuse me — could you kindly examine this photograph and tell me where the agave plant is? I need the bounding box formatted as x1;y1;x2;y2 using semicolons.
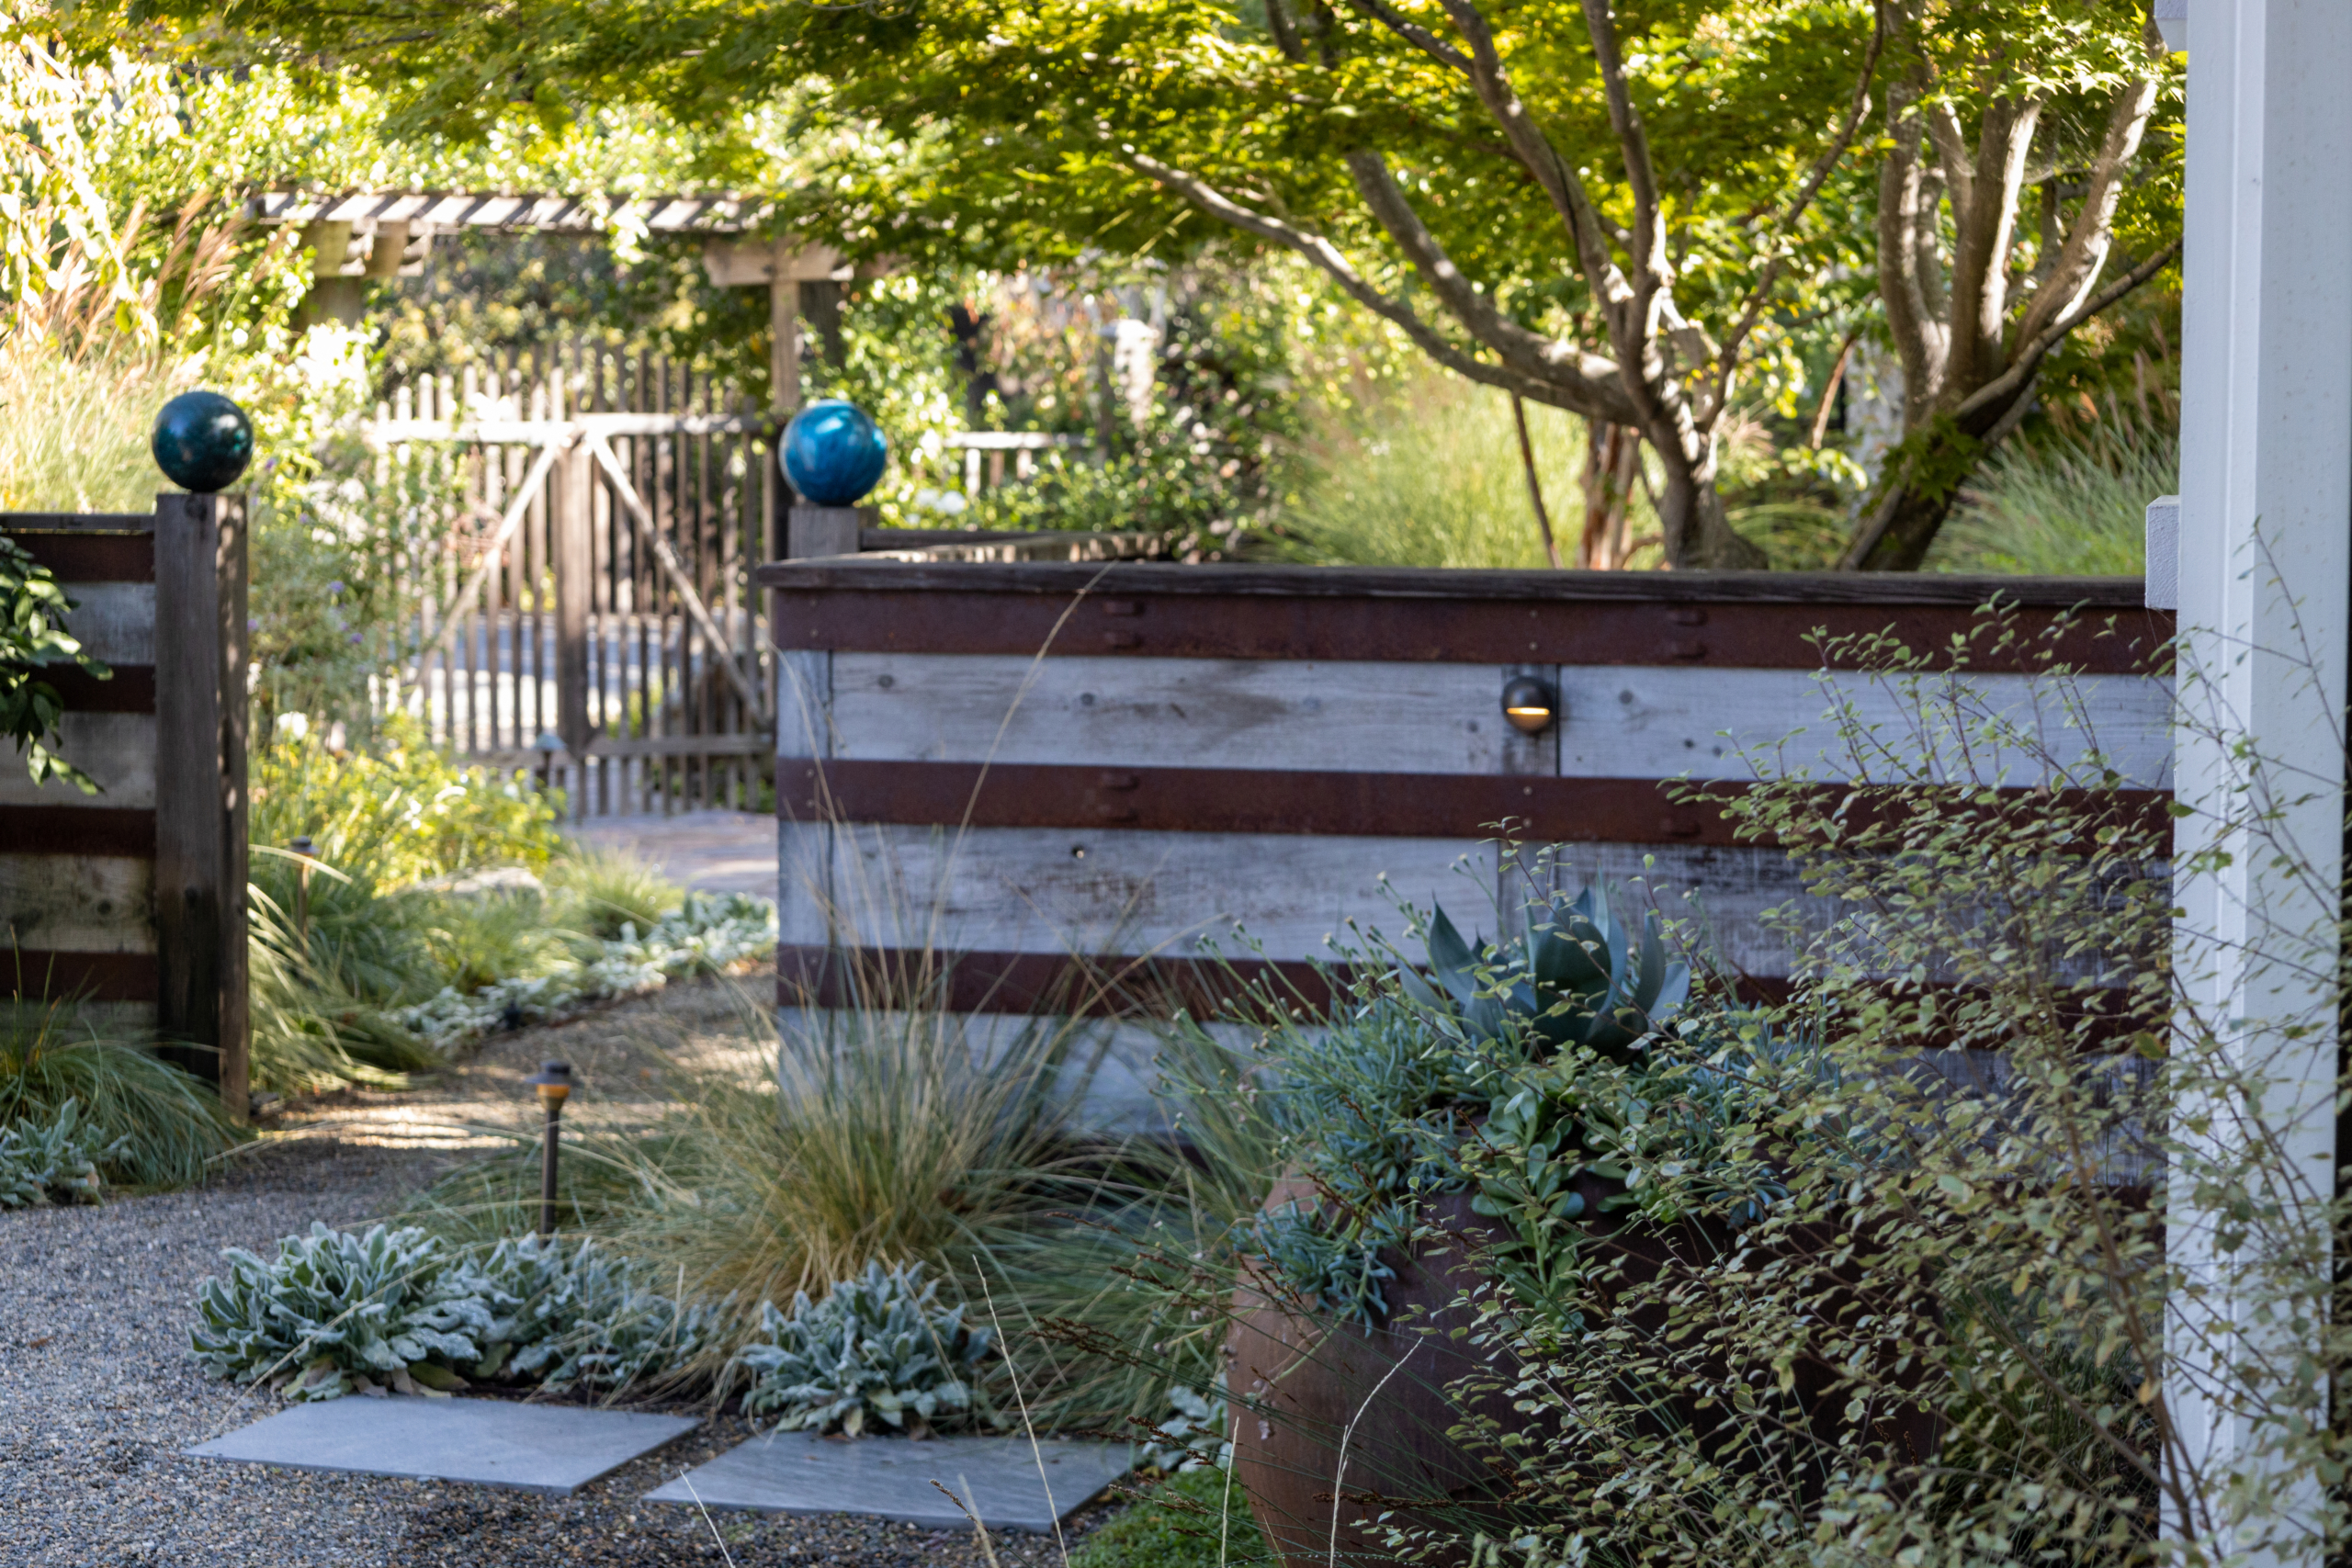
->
1397;882;1690;1062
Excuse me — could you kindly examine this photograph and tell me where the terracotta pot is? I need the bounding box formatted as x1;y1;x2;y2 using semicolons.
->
1226;1175;1943;1568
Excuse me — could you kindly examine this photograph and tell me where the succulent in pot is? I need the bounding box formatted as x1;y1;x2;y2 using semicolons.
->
1396;882;1690;1065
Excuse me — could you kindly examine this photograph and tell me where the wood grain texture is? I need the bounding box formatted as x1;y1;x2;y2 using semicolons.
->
153;493;248;1111
812;824;1825;977
39;665;154;715
811;654;2173;788
56;581;157;663
826;654;1523;773
0;713;157;806
1555;665;2174;788
0;855;154;953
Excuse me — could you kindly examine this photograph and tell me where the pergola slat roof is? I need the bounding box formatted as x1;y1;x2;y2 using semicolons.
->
247;189;772;235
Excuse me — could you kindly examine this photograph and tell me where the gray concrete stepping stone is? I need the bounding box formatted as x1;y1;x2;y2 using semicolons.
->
185;1396;700;1496
643;1430;1131;1530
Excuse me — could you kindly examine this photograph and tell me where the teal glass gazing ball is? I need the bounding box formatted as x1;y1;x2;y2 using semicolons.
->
152;391;254;493
782;400;888;506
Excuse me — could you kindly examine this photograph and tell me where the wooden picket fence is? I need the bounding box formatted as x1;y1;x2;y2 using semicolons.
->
369;346;776;818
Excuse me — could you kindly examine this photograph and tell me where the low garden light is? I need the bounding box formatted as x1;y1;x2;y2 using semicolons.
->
288;836;315;948
524;1060;575;1237
1501;674;1559;735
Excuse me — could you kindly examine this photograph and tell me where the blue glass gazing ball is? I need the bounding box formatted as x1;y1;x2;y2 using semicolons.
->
782;400;888;506
152;391;254;493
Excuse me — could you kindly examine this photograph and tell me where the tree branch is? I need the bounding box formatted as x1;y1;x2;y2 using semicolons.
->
1712;3;1887;414
1126;150;1637;423
2008;21;2164;353
1340;148;1635;411
1426;0;1625;310
1338;0;1470;73
1578;0;1669;288
1954;236;2181;429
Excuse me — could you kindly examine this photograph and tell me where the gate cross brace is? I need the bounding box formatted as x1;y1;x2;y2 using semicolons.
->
585;434;770;722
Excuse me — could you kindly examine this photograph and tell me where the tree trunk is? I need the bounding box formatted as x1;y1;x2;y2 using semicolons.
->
1651;430;1769;570
1579;421;1642;570
1838;397;2016;570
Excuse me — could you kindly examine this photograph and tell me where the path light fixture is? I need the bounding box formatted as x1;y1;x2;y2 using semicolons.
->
1501;674;1559;736
288;837;316;949
525;1060;575;1237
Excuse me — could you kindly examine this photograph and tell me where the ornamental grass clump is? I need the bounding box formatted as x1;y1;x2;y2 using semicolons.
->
738;1260;995;1437
0;998;237;1189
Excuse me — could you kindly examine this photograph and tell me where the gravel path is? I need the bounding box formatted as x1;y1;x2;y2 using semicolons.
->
0;994;1140;1566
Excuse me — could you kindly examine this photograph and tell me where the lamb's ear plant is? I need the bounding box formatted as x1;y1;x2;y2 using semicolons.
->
0;1098;126;1206
189;1223;497;1401
736;1260;995;1437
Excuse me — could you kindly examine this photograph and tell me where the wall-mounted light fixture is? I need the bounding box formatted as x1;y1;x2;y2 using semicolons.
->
1501;674;1559;735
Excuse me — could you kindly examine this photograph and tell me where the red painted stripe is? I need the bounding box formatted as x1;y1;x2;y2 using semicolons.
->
774;945;2151;1045
11;534;154;582
778;760;2172;849
777;944;1340;1019
0;807;157;857
36;665;155;715
761;570;2171;674
3;950;157;1002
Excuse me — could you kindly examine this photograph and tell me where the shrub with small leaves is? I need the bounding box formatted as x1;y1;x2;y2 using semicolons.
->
469;1234;725;1392
188;1223;494;1401
737;1261;994;1437
0;1099;125;1207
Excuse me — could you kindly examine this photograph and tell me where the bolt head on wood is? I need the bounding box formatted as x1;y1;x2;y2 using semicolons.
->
783;400;888;505
152;391;254;493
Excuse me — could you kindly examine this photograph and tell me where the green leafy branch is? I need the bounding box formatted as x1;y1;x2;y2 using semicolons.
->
0;531;110;794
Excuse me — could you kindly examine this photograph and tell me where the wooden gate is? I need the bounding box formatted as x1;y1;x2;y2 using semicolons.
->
370;347;776;818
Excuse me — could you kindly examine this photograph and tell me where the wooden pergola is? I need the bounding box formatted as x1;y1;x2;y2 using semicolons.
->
247;189;865;409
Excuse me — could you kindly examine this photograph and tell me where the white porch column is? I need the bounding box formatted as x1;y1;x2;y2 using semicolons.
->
2170;2;2350;1562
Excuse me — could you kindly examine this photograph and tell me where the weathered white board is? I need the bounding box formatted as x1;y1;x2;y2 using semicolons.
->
810;825;1825;978
1555;665;2174;789
0;714;158;807
818;655;2173;788
827;654;1521;773
56;582;157;665
0;855;153;953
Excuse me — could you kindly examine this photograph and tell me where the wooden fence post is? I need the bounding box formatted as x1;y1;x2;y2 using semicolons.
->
554;435;594;766
153;491;249;1119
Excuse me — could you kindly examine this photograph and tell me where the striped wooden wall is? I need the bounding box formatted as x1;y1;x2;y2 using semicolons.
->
3;512;164;1012
758;561;2170;1121
2;501;248;1112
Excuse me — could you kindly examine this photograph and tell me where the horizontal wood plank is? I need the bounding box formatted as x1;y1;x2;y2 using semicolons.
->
58;582;157;663
758;558;2151;607
761;565;2166;673
0;713;157;807
0;807;156;857
9;533;154;582
813;655;2173;788
781;760;2173;847
829;654;1521;773
808;825;1825;977
2;949;157;1002
0;513;155;534
0;855;154;953
37;665;153;715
